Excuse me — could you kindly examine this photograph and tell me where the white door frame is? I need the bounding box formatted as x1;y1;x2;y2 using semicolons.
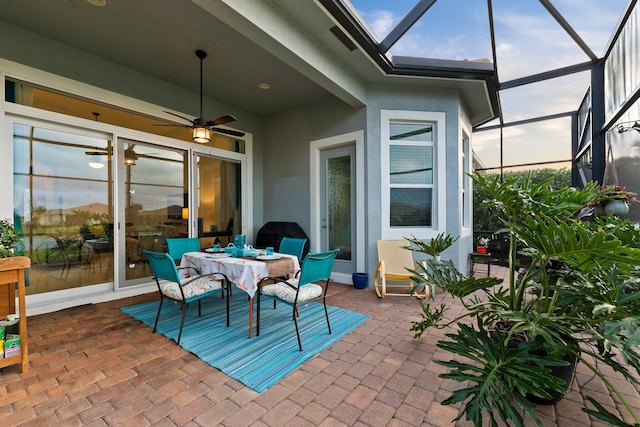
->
310;130;365;284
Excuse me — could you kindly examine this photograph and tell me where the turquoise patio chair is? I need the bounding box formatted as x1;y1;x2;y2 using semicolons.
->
143;250;230;345
278;237;307;261
256;249;339;351
166;237;201;264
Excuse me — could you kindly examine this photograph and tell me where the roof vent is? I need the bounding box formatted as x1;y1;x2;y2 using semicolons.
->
330;26;357;52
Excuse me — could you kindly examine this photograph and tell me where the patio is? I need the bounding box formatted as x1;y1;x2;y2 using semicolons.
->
1;265;639;426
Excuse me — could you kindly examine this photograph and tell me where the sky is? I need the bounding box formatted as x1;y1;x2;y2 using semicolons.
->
347;0;627;170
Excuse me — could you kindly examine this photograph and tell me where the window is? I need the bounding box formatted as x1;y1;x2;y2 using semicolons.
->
461;130;471;228
381;110;446;239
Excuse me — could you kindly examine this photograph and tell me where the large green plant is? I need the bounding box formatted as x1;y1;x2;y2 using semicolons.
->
408;172;640;427
0;218;24;258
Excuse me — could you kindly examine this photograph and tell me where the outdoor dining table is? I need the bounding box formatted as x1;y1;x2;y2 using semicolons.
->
180;251;300;337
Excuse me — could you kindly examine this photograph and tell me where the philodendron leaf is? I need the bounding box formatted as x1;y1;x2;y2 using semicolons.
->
583;396;640;427
435;321;567;427
416;259;502;298
511;215;640;273
410;302;448;338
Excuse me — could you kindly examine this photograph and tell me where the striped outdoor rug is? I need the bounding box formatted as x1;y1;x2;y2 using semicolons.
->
121;290;369;392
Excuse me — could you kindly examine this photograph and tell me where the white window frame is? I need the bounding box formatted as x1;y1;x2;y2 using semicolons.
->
381;110;446;240
460;124;472;230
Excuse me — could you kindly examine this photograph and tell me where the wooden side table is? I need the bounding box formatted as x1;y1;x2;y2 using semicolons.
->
0;256;30;373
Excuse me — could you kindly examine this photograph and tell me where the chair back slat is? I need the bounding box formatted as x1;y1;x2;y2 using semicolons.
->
166;237;201;262
144;250;181;283
278;237;307;260
297;249;339;286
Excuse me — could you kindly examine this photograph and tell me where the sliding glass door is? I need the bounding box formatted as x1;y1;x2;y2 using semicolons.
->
11;119;245;295
120;139;187;285
195;154;241;248
13;122;114;294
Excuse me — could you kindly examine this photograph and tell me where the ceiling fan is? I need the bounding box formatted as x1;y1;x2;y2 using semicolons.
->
156;50;245;142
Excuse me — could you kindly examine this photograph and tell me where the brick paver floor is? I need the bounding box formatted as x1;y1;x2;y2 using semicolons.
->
1;265;638;426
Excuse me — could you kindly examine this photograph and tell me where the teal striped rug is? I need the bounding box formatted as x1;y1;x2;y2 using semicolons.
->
121;290;368;392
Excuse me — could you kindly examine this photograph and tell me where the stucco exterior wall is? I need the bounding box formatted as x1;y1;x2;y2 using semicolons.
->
365;85;470;272
261;97;365;241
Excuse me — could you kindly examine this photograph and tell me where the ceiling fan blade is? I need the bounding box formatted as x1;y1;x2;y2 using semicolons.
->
164;111;196;124
211;127;245;137
207;114;237;126
85;149;111;156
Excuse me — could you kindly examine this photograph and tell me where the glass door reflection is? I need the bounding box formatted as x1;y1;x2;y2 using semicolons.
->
121;140;187;284
195;155;241;249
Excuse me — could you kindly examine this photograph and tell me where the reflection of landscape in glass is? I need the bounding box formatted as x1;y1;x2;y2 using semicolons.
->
13;123;114;294
8;81;246;296
11;123;193;293
123;140;186;284
328;155;351;260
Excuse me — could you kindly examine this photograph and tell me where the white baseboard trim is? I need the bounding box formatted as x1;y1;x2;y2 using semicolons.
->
22;283;156;317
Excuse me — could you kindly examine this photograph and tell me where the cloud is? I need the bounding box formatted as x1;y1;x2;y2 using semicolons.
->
358;9;397;39
348;0;626;169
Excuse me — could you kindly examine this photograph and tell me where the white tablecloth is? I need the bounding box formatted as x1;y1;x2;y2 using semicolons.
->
180;251;300;298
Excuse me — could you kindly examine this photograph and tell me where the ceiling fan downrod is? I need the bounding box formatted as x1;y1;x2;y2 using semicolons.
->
196;49;207;125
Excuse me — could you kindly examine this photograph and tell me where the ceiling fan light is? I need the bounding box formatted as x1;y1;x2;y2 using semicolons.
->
192;126;211;143
89;154;105;169
124;148;137;166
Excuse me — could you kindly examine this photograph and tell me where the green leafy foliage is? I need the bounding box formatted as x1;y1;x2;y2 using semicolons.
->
407;172;640;426
473;169;572;236
436;321;568;427
0;218;24;258
404;233;458;258
583;396;640;427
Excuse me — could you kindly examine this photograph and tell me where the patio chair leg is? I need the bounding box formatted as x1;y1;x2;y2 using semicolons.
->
225;281;230;327
323;299;332;335
177;303;189;345
256;290;261;336
292;305;302;351
153;297;165;333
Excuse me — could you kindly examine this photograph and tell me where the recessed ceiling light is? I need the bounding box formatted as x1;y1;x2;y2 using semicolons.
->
258;83;271;90
87;0;107;6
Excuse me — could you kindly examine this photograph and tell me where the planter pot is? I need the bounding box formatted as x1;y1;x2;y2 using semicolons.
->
352;273;368;289
595;200;629;217
525;352;577;405
493;328;578;405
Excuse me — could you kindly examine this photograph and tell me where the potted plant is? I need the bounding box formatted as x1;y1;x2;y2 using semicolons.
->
404;232;458;263
407;172;640;427
0;218;24;258
591;184;640;216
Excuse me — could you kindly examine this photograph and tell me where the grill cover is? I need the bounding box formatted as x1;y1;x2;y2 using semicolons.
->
255;222;310;259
